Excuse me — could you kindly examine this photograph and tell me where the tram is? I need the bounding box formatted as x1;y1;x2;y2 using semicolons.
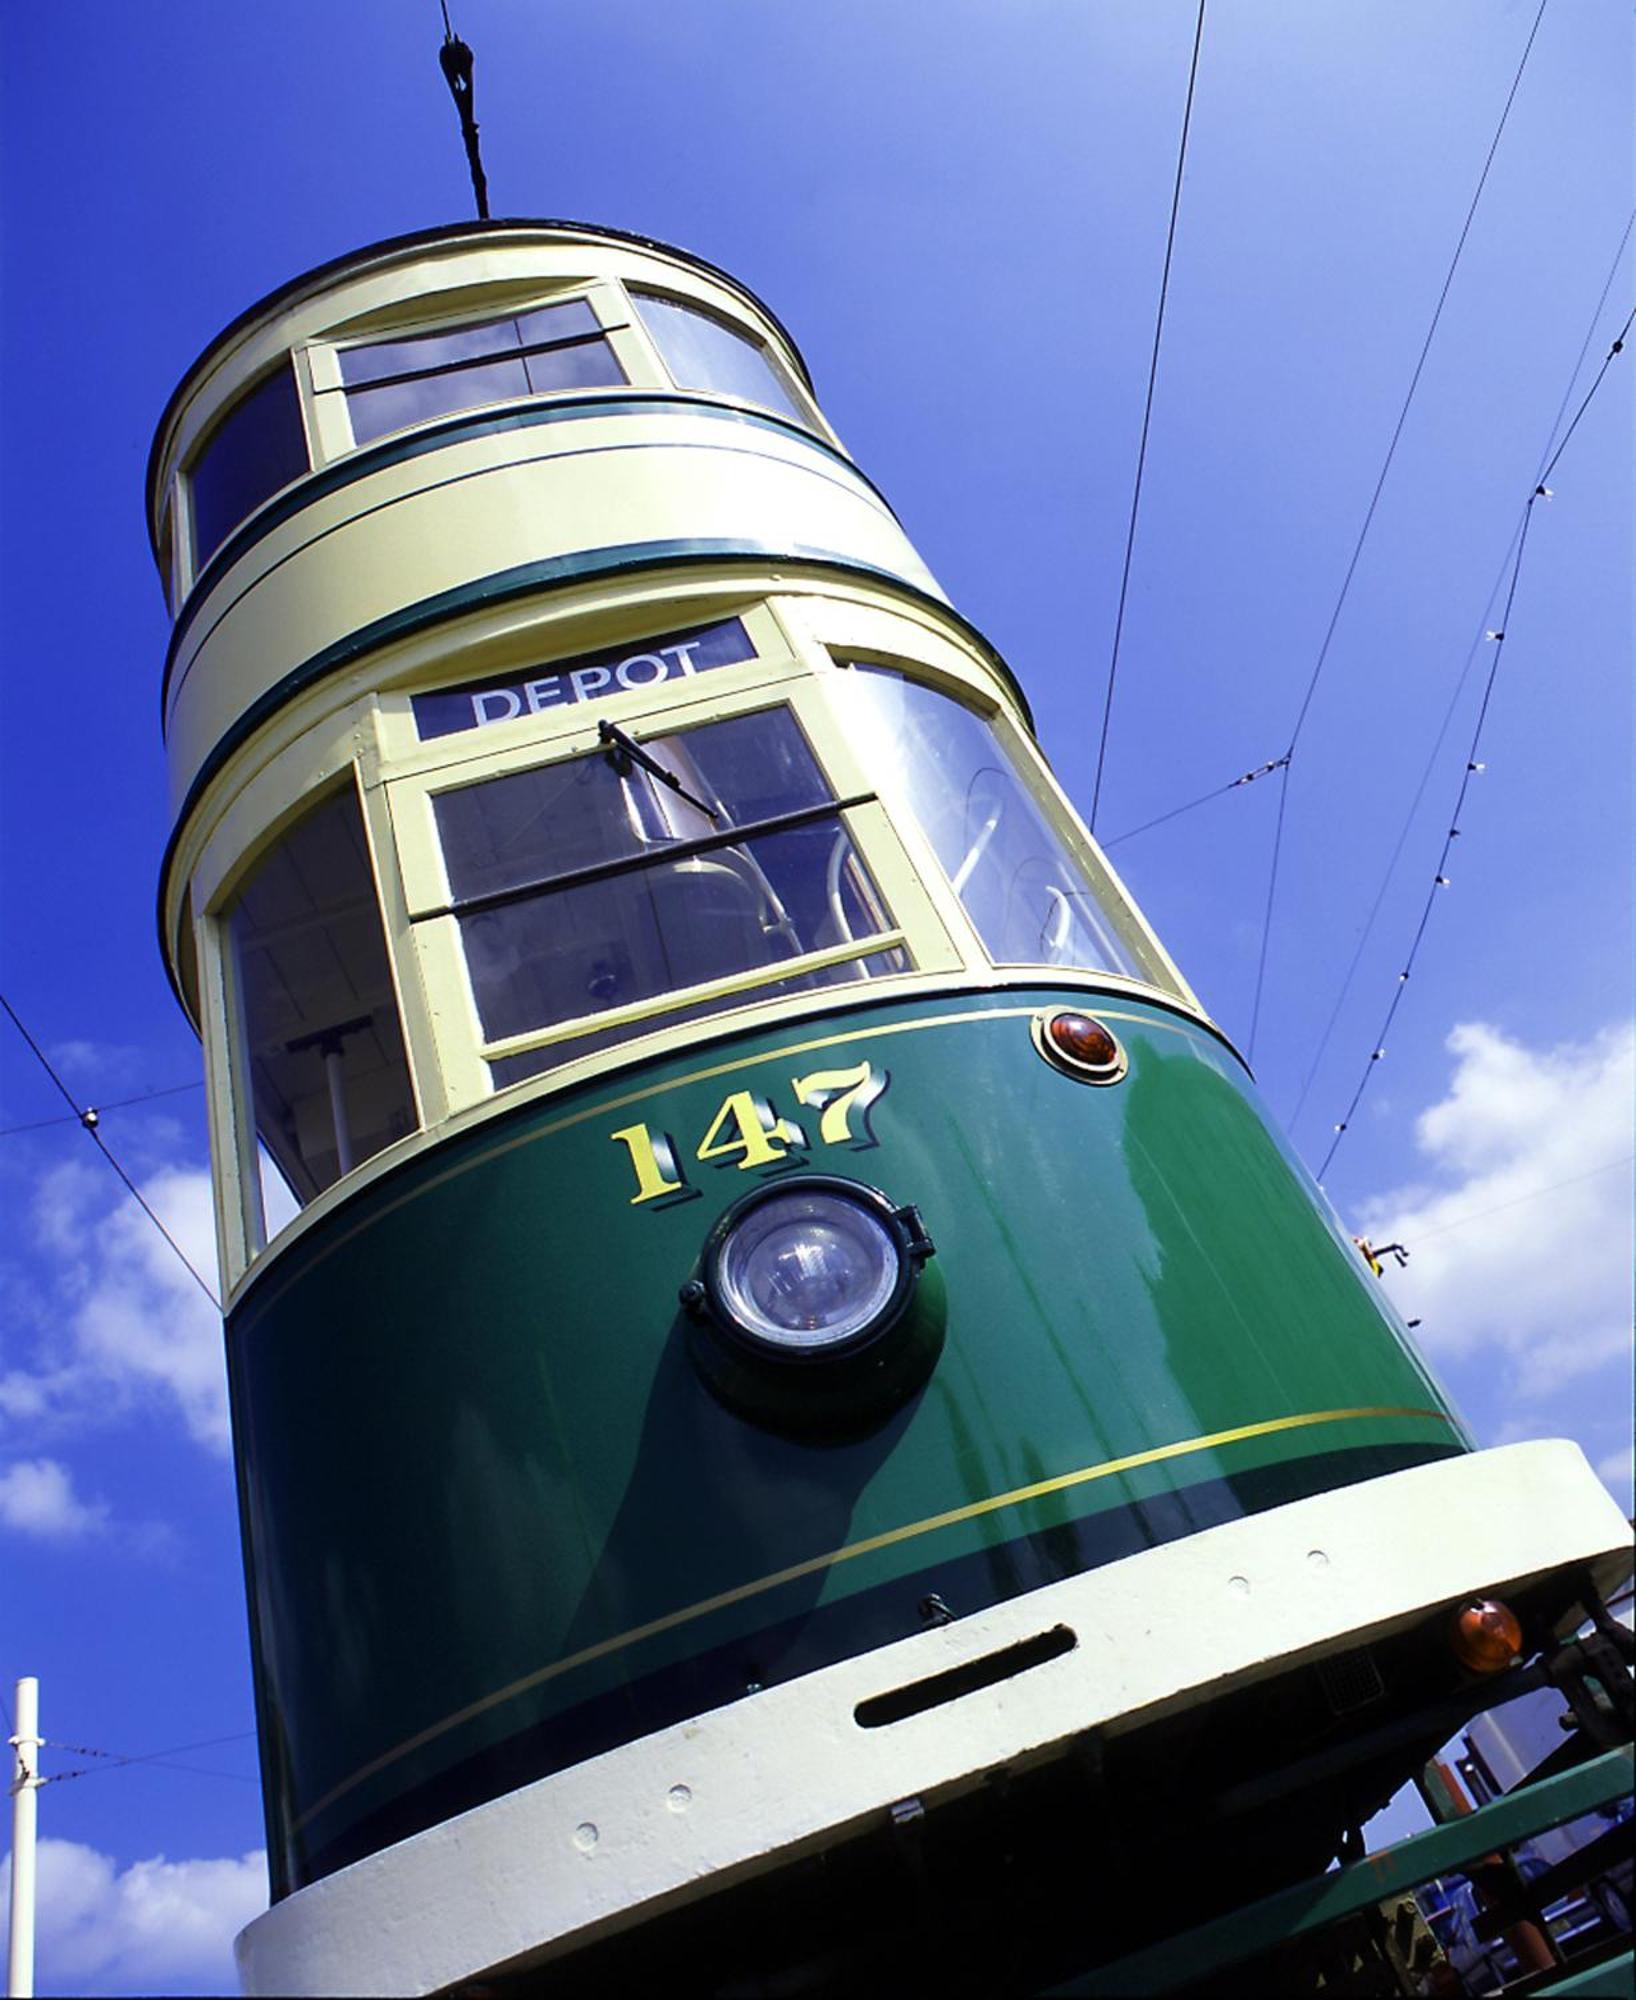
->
146;220;1631;1994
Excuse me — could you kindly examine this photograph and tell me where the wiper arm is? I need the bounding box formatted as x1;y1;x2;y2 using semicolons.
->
598;720;721;823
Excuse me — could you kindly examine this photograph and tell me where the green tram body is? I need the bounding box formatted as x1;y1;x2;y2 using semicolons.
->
146;223;1629;1993
235;986;1463;1892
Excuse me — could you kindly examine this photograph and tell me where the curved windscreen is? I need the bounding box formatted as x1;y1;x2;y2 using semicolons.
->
426;706;907;1086
833;668;1174;990
632;292;806;422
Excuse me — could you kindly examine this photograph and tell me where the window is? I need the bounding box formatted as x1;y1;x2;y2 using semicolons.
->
422;708;907;1088
338;298;626;446
226;785;416;1205
834;668;1174;989
632;292;806;422
189;362;309;570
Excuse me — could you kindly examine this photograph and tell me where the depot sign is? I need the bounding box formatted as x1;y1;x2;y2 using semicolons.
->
411;617;755;739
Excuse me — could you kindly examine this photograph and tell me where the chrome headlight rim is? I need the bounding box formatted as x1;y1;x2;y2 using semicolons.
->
693;1175;933;1366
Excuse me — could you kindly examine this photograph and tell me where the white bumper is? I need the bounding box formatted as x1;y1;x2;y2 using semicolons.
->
237;1439;1631;1996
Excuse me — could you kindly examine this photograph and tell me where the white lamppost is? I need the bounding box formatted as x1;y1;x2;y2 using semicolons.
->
7;1677;39;2000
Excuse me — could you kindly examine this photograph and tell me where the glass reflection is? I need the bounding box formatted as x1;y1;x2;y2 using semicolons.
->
633;292;806;422
835;668;1173;989
427;708;904;1071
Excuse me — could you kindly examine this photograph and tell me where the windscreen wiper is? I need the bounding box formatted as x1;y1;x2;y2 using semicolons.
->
598;719;720;822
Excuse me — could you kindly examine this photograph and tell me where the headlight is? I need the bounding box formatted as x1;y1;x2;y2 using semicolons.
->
687;1176;934;1368
715;1187;904;1352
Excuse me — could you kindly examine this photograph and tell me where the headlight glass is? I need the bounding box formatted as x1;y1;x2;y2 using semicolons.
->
714;1188;902;1352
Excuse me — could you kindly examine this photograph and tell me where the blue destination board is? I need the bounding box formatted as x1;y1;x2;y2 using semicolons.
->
412;617;756;738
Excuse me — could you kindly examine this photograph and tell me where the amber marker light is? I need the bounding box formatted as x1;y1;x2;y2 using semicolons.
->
1032;1009;1127;1085
1450;1598;1524;1674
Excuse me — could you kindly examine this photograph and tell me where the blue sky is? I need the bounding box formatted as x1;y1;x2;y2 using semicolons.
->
2;2;1630;1990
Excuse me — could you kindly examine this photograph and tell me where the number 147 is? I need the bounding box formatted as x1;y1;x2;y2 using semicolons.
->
610;1060;888;1207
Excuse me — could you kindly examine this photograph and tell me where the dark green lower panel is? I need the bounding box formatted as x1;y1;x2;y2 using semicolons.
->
292;1438;1455;1886
225;985;1471;1896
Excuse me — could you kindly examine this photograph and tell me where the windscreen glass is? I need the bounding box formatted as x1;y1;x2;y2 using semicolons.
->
339;299;626;446
833;668;1172;988
427;708;906;1079
632;292;806;422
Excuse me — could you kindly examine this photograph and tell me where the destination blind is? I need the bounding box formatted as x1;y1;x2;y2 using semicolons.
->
412;618;755;738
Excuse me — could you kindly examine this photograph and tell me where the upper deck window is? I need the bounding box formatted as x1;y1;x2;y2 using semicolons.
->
188;361;309;570
422;707;906;1088
834;668;1175;991
226;784;416;1205
632;292;806;423
338;298;626;446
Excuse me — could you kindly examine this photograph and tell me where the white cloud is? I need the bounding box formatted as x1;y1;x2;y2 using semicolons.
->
46;1040;144;1086
2;1155;229;1456
0;1457;107;1539
0;1839;266;1997
1356;1020;1634;1483
1598;1441;1635;1516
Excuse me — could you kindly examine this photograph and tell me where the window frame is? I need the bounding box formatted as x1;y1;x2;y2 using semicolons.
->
195;744;430;1276
309;279;647;456
384;668;959;1106
187;599;1200;1295
181;355;315;581
819;650;1196;1006
627;285;813;425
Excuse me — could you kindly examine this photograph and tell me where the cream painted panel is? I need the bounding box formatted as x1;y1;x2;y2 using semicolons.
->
166;438;945;813
171;404;895;690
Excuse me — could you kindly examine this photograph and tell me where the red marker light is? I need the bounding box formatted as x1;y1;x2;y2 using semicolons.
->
1033;1010;1126;1084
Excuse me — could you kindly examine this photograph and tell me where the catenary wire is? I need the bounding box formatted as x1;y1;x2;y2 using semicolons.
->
1314;509;1536;1176
1088;0;1207;834
1244;0;1551;1059
1398;1156;1633;1248
1537;304;1634;485
1317;302;1632;1178
1099;756;1286;850
0;1077;203;1138
0;993;221;1309
43;1729;258;1787
1284;214;1635;1134
1092;203;1628;865
47;1758;257;1786
1246;761;1290;1062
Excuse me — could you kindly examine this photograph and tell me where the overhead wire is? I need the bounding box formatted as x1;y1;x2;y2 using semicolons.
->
1315;304;1633;1180
1398;1156;1633;1249
0;1077;203;1139
1284;208;1635;1135
0;993;221;1309
43;1729;258;1787
1099;756;1285;851
1244;0;1551;1061
1089;0;1207;834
